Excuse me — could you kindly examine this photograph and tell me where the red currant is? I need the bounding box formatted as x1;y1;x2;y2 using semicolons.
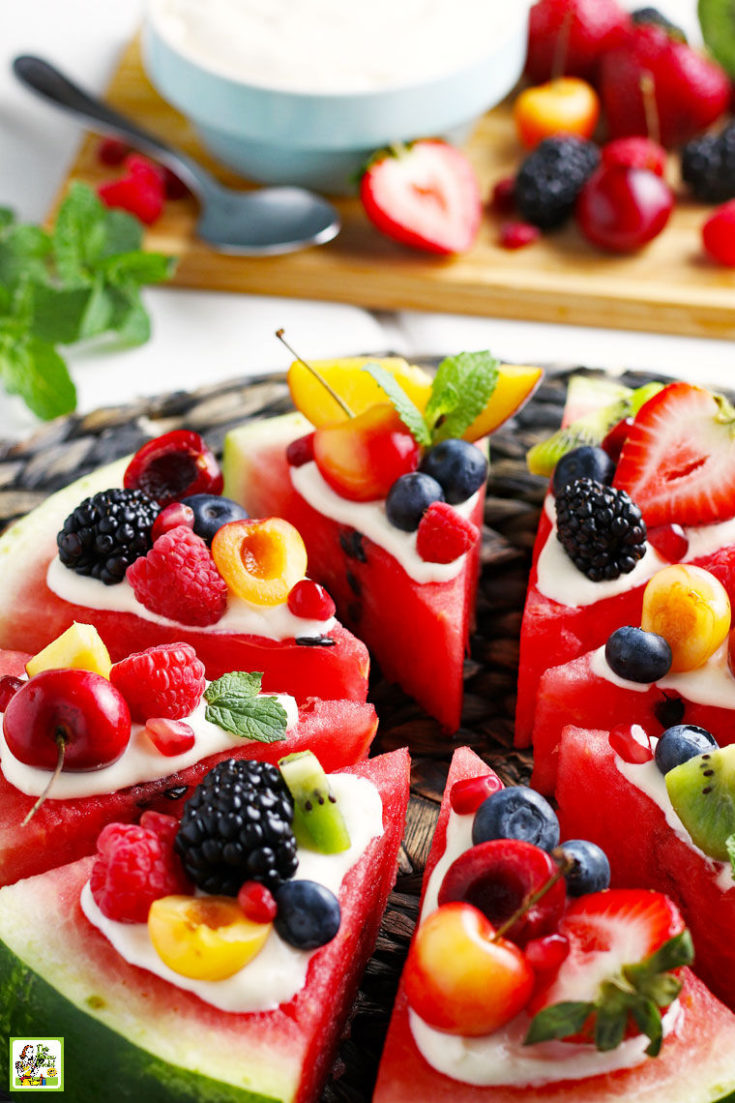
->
647;523;689;564
498;221;540;250
490;176;516;215
524;932;570;974
144;718;196;757
608;723;654;764
0;675;24;712
287;579;336;621
450;773;502;815
238;880;278;923
286;433;315;467
152;502;196;541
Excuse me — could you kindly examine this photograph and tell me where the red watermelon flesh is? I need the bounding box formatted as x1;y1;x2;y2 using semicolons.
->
556;725;735;1015
374;748;735;1102
0;689;378;888
0;748;410;1103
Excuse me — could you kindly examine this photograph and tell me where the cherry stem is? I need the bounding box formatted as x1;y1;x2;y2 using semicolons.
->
275;329;355;418
21;732;66;827
551;10;574;83
491;850;574;944
640;72;661;148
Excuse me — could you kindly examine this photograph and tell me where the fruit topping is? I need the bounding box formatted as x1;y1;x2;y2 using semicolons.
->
609;722;655;764
98;154;165;225
450;773;503;815
110;642;206;722
491;176;516;214
175;758;298;895
139;809;180;845
90;820;191;923
641;564;731;673
438;839;566;946
551;445;615;495
555;477;647;581
148;895;271;979
144;717;196;756
514;77;600;149
287;355;432;429
605;625;672;683
124;429;223;507
419;439;489;505
286;579;336;621
498;221;541;250
211;518;307;607
646;523;688;563
0;675;23;712
576;165;674;253
313;404;421;502
404;901;534;1035
127;525;228;626
238;880;278;924
472;785;560;852
525;933;571;977
654;723;719;775
98;137;130;166
514;135;600;230
57;487;160;585
26;622;112;679
151;501;195;541
273;879;341;949
703;200;735;267
525;0;630;84
559;839;611;895
279;750;350;854
600;136;667;176
416;502;479;565
285;433;316;466
665;744;735;860
359;140;482;255
682;122;735;203
182;494;249;544
385;472;445;532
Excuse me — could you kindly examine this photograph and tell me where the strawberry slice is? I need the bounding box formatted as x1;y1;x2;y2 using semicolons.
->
613;382;735;527
359;140;482;255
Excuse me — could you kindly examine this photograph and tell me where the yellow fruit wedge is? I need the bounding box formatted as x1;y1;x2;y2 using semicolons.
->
461;364;543;442
288;356;432;427
148;895;272;981
26;621;112;679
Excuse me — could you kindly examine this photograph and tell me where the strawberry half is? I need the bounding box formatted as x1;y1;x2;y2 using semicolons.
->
359;140;482;255
613;382;735;527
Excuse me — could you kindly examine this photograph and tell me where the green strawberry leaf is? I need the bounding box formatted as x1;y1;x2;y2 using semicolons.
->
424;351;499;442
630;996;665;1057
204;671;288;743
623;929;694;991
361;362;431;446
594;981;631;1052
523;1001;593;1046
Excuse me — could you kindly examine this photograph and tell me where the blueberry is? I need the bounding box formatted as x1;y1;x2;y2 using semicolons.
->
181;494;248;544
654;724;718;775
560;839;611;896
472;785;560;852
605;626;672;683
552;446;615;495
273;880;341;950
419;440;489;505
385;472;444;532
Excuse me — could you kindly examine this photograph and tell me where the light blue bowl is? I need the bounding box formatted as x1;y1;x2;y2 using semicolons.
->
143;7;530;194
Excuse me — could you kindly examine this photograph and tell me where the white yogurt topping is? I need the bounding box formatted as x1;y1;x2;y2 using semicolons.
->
149;0;531;93
291;462;479;585
0;691;298;799
81;772;383;1012
46;556;335;642
590;640;735;709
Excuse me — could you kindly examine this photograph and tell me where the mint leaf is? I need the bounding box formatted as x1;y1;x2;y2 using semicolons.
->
204;671;288;743
29;284;93;344
107;287;151;346
54;182;107;285
100;251;175;286
361;362;431;446
205;671;263;701
523;1001;593;1046
78;279;115;340
425;351;499;443
98;208;143;257
0;337;76;419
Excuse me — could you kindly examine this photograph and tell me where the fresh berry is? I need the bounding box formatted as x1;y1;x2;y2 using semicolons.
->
605;625;672;683
515;136;600;230
160;166;189;200
98;154;166;225
601;136;667;176
404;901;534;1035
148;894;271;980
438;839;566;946
552;445;615;495
641;564;731;672
3;668;131;771
151;501;195;541
450;773;503;815
97;137;130;166
313;404;421;502
601;416;634;462
609;722;655;764
560;839;611;895
654;723;719;775
273;879;341;949
472;785;560;852
286;433;315;467
238;880;278;924
525;932;571;977
212;518;307;607
514;77;600;149
127;525;228;627
182;493;248;544
359;140;482;254
0;675;23;711
124;430;223;507
631;6;687;41
287;579;336;621
416;502;479;564
419;439;489;504
576;165;674;253
139;810;179;846
555;477;647;581
144;718;196;756
175;758;298;895
647;523;688;563
490;176;516;214
525;0;630;84
57;487;160;585
90;820;191;923
498;221;541;249
682;124;735;203
385;472;445;532
703;200;735;266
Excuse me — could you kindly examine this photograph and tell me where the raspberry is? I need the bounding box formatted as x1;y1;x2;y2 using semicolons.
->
498;221;540;249
110;642;206;722
98;155;165;226
416;502;480;564
90;821;191;923
139;810;180;846
126;525;228;627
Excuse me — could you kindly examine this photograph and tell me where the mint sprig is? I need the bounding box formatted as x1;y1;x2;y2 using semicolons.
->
204;671;288;744
0;183;175;421
362;361;431;445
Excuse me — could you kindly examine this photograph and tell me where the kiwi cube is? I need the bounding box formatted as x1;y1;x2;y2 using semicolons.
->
279;750;351;854
665;744;735;862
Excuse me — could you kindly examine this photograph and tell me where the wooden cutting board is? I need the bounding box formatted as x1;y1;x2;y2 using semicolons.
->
53;35;735;339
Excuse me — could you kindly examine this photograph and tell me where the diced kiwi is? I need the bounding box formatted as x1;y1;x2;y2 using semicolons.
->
279;750;351;854
699;0;735;77
666;744;735;861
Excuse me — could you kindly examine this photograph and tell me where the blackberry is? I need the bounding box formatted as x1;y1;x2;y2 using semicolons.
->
515;137;600;230
555;477;647;581
682;123;735;203
57;488;160;585
175;759;298;896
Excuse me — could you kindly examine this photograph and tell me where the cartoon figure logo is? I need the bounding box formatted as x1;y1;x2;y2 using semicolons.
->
9;1038;63;1091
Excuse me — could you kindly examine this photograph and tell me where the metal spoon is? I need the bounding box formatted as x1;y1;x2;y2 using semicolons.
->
12;55;341;255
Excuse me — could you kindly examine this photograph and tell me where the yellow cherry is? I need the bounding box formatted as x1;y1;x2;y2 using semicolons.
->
148;895;272;980
641;564;731;673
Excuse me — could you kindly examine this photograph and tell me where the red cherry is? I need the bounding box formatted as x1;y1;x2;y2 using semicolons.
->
608;722;654;764
0;675;24;712
600;137;667;177
647;523;689;564
287;579;336;620
525;932;570;975
238;881;278;923
124;430;223;507
3;669;131;771
601;416;633;462
313;404;420;502
286;433;316;467
144;717;196;757
498;221;541;250
703;201;735;267
152;502;196;541
450;773;503;815
576;165;674;253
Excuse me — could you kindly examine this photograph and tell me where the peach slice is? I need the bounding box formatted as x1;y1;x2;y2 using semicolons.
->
212;518;308;607
148;895;272;980
288;356;432;428
462;364;543;442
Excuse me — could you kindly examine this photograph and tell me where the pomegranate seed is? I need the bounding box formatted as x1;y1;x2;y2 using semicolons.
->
601;416;633;462
287;579;336;620
450;773;503;815
490;176;516;215
647;523;689;564
609;723;654;764
286;433;315;467
525;932;570;974
152;502;196;541
98;137;131;166
499;221;540;250
145;717;196;756
0;675;24;711
238;880;278;923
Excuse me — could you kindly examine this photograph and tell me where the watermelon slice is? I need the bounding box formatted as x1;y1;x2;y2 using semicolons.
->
373;746;735;1103
0;457;370;704
223;414;485;732
0;748;410;1103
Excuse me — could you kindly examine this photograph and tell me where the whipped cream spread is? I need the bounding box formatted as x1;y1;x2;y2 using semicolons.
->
81;772;383;1012
0;691;298;799
590;640;735;708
